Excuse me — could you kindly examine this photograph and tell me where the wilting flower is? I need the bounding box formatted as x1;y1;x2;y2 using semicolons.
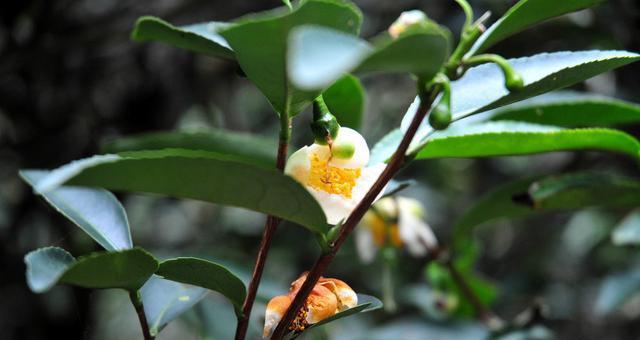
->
355;196;438;262
388;10;429;39
263;272;357;338
285;127;386;225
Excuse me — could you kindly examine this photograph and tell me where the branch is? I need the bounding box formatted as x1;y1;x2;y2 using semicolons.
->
269;86;440;339
129;290;154;340
235;116;292;340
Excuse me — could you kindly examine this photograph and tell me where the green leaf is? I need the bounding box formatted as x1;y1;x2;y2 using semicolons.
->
219;0;362;116
25;247;158;293
323;75;365;130
488;91;640;127
31;149;328;233
412;121;640;160
470;0;604;54
131;16;234;60
402;51;640;130
288;24;450;90
141;276;209;336
595;269;640;316
369;128;402;165
451;51;639;120
452;173;640;257
156;257;246;313
101;129;276;168
25;247;76;293
20;170;133;251
307;294;382;329
612;210;640;246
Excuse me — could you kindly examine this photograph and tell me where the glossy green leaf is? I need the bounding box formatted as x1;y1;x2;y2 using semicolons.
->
131;16;234;60
369;128;402;165
308;294;382;329
594;269;640;316
101;129;276;168
157;257;246;313
612;210;640;246
141;276;209;336
402;51;640;130
288;24;449;90
30;149;328;233
469;0;604;54
20;170;132;251
412;122;640;160
488;91;640;127
25;247;76;293
219;0;362;116
451;51;639;120
323;75;365;130
25;247;158;293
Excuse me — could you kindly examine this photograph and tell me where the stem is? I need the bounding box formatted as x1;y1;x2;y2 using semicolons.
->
129;290;154;340
235;114;292;340
463;54;524;90
270;85;440;339
382;260;397;313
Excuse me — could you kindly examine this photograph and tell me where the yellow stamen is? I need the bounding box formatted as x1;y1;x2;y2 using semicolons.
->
368;215;402;248
307;153;361;198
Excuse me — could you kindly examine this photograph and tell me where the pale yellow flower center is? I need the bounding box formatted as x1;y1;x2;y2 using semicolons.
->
307;153;361;198
368;214;403;247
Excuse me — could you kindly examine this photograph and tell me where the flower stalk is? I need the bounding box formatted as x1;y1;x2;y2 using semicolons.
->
235;112;292;340
129;290;154;340
269;80;441;339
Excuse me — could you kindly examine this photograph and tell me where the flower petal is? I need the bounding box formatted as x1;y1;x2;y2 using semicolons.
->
305;285;339;324
319;278;358;311
284;146;311;184
398;203;437;257
356;213;379;263
263;295;292;338
329;127;370;169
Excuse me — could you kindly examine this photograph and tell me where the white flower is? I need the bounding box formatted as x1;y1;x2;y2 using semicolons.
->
355;196;438;263
388;10;428;39
285;127;386;225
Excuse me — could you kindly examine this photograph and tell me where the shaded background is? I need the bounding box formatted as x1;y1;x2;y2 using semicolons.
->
1;0;640;339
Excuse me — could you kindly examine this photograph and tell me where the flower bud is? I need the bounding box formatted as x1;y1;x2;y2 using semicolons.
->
388;10;428;39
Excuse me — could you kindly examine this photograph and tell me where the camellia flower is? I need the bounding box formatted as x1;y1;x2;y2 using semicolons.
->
285;127;387;225
355;196;438;263
388;10;429;39
263;272;357;338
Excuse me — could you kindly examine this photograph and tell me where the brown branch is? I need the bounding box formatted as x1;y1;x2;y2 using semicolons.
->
270;89;438;339
129;291;154;340
235;119;291;340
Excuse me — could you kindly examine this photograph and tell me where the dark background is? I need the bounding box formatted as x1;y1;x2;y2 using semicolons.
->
1;0;640;339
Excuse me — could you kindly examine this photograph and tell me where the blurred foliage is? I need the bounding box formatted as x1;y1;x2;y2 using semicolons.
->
1;0;640;339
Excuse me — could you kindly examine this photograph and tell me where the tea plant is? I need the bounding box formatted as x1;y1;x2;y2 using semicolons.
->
20;0;640;339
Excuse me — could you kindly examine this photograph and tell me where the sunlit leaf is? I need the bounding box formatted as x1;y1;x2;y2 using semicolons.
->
141;276;209;336
612;210;640;246
20;170;132;251
594;269;640;316
412;122;640;160
25;247;158;293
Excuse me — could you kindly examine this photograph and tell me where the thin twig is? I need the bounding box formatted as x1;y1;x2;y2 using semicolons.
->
270;88;439;339
235;117;292;340
129;290;154;340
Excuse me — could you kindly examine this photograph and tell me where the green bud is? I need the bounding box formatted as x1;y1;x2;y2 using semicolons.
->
505;72;524;92
312;96;340;145
429;104;451;130
331;140;355;159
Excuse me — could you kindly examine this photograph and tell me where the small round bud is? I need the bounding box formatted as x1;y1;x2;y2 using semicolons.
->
506;72;524;92
428;105;451;130
311;114;340;145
